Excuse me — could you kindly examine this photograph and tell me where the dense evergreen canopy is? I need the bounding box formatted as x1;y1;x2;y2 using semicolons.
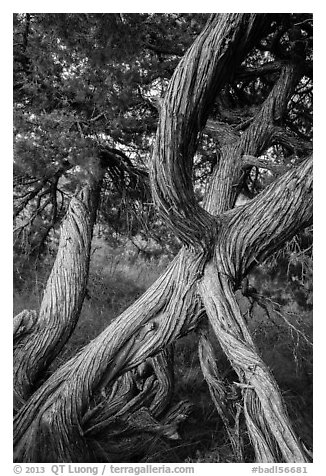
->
13;13;313;464
13;13;312;254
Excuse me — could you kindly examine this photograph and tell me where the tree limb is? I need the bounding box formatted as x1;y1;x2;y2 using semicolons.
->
221;155;312;280
151;13;268;249
14;171;103;412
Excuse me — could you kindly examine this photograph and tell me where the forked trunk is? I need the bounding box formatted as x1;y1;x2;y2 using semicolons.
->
13;13;312;463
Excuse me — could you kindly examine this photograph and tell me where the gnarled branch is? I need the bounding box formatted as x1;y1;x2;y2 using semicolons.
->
151;13;268;249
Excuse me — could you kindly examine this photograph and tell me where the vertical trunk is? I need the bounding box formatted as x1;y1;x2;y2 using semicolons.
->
198;262;308;462
195;63;310;462
14;177;102;411
197;157;311;462
198;326;244;461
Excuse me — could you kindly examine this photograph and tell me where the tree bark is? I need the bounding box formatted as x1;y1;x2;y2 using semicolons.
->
14;174;102;412
13;248;205;462
199;157;312;462
13;156;312;462
195;58;311;463
151;13;268;248
13;13;312;463
198;262;309;462
149;12;311;462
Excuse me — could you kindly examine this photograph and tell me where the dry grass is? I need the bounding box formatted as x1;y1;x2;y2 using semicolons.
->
13;240;313;462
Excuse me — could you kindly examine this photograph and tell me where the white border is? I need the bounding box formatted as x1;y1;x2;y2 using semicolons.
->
3;4;324;473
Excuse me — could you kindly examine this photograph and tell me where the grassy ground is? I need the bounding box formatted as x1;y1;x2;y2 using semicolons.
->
13;239;313;462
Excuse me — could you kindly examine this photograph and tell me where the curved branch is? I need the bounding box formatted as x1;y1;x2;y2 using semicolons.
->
198;326;244;460
13;248;205;462
151;13;268;249
219;156;312;280
236;61;282;81
14;176;102;412
242;154;287;175
205;119;240;145
204;62;302;215
239;63;301;155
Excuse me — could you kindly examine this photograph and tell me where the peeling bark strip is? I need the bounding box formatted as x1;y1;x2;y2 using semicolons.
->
151;13;267;248
14;180;101;412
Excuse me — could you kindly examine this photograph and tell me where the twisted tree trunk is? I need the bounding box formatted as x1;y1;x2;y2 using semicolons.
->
151;11;311;462
151;13;267;248
14;13;312;463
13;247;205;461
14;171;102;412
195;60;311;463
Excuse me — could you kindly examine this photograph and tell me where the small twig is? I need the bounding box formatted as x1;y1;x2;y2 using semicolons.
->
253;293;312;347
76;121;85;138
90;112;106;122
13;197;52;234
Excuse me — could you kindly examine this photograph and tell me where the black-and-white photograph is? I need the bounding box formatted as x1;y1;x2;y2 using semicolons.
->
12;10;314;470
